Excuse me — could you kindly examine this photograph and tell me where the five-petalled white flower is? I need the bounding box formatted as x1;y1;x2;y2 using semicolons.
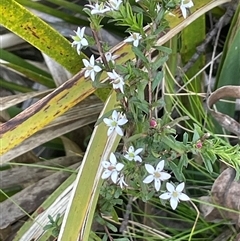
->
103;110;128;136
71;27;88;55
117;174;128;189
107;0;123;10
107;70;125;93
86;2;110;15
82;55;102;81
124;32;142;47
124;146;143;162
101;153;124;183
105;52;118;64
143;160;171;191
180;0;194;19
159;182;190;210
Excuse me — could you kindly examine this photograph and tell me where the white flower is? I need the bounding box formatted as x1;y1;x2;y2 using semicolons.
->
71;27;88;55
118;174;128;189
124;146;143;162
86;2;110;15
105;52;117;64
82;55;102;81
180;0;194;19
156;4;161;12
124;32;142;47
159;182;190;210
143;160;171;191
107;0;122;10
107;70;125;93
101;153;124;183
103;110;128;136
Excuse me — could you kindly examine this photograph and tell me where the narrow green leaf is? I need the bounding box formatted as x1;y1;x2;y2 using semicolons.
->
132;46;148;63
0;78;33;93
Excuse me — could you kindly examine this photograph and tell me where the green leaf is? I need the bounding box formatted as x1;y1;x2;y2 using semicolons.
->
152;71;163;91
106;221;117;232
132;46;148;63
201;153;213;174
152;55;169;70
168;161;184;181
0;0;86;74
161;136;186;154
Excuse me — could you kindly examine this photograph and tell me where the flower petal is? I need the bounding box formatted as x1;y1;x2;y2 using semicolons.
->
135;148;143;155
180;5;187;19
115;126;124;136
179;193;190;201
111;171;118;183
166;182;175;193
154;178;161;191
109;153;117;165
84;70;90;78
107;72;115;79
118;118;128;125
94;65;102;73
134;156;142;162
112;110;118;121
90;71;95;81
101;170;112;179
81;38;88;46
107;126;114;136
124;36;134;43
128;146;134;153
145;164;154;174
82;59;89;67
80;27;85;37
124;154;131;160
176;182;185;192
89;55;95;64
103;118;112;126
159;193;171;200
101;161;110;168
143;175;154;184
159;172;171;181
170;197;178;210
116;163;124;171
156;160;165;172
133;39;139;47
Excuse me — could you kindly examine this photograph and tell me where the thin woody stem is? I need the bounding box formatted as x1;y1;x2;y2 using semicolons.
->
92;29;110;71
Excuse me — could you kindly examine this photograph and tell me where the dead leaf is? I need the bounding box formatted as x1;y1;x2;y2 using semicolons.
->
207;85;240;136
200;167;240;226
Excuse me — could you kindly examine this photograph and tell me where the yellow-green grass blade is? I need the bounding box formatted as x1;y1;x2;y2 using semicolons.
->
0;0;228;158
0;0;85;74
59;92;120;241
15;0;89;28
179;15;206;127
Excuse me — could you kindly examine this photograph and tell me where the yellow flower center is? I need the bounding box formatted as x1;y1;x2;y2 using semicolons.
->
172;191;178;198
108;165;115;171
112;78;120;84
154;171;161;178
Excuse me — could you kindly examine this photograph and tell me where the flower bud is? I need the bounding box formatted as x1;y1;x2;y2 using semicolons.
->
150;119;157;128
196;141;202;149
